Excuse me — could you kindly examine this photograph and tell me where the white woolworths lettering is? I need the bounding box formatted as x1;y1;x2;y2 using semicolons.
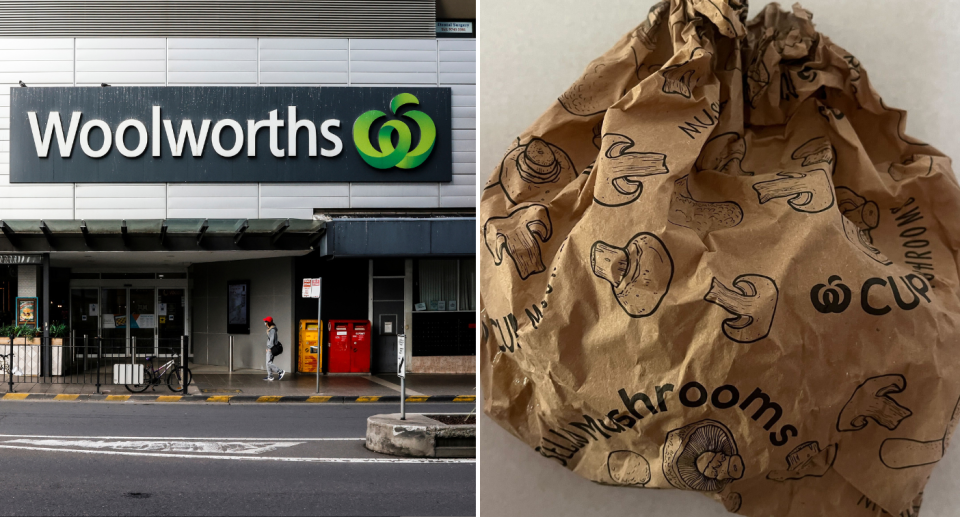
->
28;107;344;159
79;120;112;158
211;119;244;158
115;119;148;158
27;111;81;158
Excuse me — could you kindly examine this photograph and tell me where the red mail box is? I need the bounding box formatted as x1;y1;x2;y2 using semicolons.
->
328;319;371;373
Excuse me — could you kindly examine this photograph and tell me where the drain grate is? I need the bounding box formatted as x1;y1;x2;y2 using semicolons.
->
125;493;151;499
200;389;243;394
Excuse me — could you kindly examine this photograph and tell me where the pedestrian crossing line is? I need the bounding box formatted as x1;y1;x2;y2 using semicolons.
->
2;393;28;400
206;396;232;402
105;395;130;401
356;396;380;402
256;396;283;402
53;394;79;401
452;396;476;402
306;396;332;403
156;396;181;402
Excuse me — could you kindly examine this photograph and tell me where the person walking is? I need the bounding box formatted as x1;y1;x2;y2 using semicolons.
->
263;316;285;381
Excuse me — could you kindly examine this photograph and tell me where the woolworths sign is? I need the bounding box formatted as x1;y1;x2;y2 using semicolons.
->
10;87;451;183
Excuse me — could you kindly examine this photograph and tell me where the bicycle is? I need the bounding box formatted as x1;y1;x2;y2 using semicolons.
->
0;353;22;376
125;356;192;393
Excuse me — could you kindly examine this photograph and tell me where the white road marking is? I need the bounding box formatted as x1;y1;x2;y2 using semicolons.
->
5;439;303;454
0;434;363;441
0;444;475;463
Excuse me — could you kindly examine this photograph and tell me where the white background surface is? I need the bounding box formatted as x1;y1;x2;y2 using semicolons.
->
476;0;960;515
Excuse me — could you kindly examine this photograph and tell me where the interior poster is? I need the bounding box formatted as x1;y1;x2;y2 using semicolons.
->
227;280;250;334
15;297;37;327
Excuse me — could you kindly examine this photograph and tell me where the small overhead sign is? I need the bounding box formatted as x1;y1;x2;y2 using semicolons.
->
397;334;406;378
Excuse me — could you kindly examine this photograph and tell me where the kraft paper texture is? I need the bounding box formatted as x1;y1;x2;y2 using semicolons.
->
479;1;960;515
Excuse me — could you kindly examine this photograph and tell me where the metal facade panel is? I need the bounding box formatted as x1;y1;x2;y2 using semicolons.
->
0;1;435;38
260;38;348;85
167;39;257;85
322;218;474;257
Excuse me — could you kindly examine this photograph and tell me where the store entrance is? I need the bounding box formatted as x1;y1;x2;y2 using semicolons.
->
71;286;186;357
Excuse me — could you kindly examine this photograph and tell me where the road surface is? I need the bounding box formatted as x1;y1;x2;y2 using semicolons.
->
0;401;476;516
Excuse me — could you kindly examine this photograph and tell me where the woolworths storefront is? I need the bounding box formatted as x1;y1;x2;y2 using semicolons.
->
0;0;476;376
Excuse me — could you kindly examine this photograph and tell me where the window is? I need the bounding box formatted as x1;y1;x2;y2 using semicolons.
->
415;258;474;312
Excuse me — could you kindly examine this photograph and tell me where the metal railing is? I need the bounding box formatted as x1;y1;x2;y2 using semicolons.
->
2;334;189;394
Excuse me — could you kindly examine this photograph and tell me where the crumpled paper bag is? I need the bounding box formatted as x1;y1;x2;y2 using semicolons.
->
479;1;960;515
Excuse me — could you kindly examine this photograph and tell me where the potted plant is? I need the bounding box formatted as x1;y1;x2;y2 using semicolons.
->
49;323;67;346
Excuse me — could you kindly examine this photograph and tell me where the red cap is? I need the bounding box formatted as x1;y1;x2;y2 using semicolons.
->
263;316;274;323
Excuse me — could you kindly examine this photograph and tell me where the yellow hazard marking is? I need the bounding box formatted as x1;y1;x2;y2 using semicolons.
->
54;394;79;401
105;395;130;401
156;396;181;402
356;396;380;402
2;393;28;400
206;396;231;402
453;396;476;402
306;396;332;403
257;396;283;402
405;396;429;402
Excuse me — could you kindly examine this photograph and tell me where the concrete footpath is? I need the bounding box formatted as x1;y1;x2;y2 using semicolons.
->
0;369;476;404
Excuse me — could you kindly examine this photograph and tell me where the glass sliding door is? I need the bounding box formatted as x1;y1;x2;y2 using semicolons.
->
129;289;156;357
158;289;185;356
100;288;128;355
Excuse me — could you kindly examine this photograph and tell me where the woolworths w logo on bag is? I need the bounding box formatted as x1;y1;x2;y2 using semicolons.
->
353;93;437;170
9;86;451;183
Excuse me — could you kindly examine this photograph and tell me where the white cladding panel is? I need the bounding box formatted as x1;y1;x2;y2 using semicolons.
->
167;38;258;85
0;37;476;218
76;38;166;85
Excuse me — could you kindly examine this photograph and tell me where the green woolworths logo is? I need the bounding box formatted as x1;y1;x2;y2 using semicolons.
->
353;93;436;170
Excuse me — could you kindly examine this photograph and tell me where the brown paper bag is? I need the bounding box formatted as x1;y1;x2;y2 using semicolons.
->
479;1;960;515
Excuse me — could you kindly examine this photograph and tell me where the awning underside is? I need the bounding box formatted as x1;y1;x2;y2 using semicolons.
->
0;218;325;252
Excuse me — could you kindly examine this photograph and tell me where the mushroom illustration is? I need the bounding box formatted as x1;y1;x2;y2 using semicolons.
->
721;492;742;513
592;120;603;149
703;274;779;343
746;39;772;107
606;450;651;486
840;215;892;265
593;133;669;207
634;1;668;50
880;394;960;469
835;187;878;234
662;419;744;492
668;175;744;238
661;65;696;98
483;204;553;280
837;374;912;432
766;441;838;481
752;169;835;213
696;132;752;176
791;137;835;168
591;232;673;318
835;187;891;264
498;138;577;205
887;155;946;182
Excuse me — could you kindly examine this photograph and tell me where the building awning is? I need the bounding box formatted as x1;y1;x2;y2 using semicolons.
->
319;217;475;257
0;219;325;252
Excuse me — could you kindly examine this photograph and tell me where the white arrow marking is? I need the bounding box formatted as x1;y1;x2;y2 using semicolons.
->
4;439;302;454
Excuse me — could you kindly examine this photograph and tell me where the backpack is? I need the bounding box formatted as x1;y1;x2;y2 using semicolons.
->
272;341;283;356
